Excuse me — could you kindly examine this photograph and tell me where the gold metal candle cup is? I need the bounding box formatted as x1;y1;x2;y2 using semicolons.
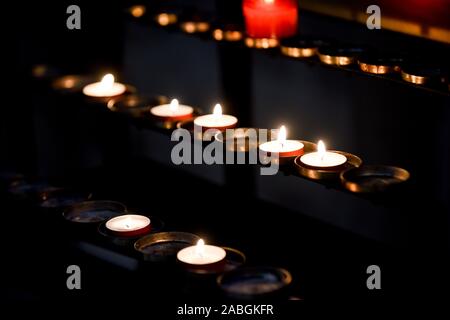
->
107;94;169;118
135;232;200;262
281;46;316;58
52;75;94;93
180;18;210;34
62;201;127;224
318;46;366;66
214;128;275;153
400;65;443;85
280;37;328;58
340;165;410;193
154;12;178;26
294;151;362;180
245;37;279;49
217;267;292;300
357;54;403;74
212;26;244;42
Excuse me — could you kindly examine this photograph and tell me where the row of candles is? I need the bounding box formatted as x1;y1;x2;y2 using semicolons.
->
105;214;224;266
129;2;449;86
83;73;348;169
78;70;352;267
131;0;298;40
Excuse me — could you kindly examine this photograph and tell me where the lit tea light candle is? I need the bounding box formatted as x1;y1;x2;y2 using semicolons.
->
259;125;304;157
300;140;347;168
194;104;238;131
82;74;126;98
177;239;226;266
150;99;194;122
105;214;151;237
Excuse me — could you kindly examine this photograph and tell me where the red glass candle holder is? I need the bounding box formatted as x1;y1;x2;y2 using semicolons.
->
243;0;298;39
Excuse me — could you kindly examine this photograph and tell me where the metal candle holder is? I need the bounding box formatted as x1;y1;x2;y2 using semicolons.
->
401;64;443;85
280;36;328;58
51;75;94;94
134;231;200;262
318;45;366;66
212;23;244;42
107;94;169;119
358;54;402;74
179;13;211;34
294;150;362;180
214;128;275;153
340;165;410;193
39;188;93;210
62;200;127;224
217;267;292;301
7;179;63;203
245;37;279;49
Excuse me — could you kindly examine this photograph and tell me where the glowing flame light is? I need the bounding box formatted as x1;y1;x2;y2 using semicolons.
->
196;239;205;257
100;74;115;89
213;104;222;117
277;125;287;144
170;99;179;112
318;140;326;161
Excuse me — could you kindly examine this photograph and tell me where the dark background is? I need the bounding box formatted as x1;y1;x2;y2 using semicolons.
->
2;0;450;313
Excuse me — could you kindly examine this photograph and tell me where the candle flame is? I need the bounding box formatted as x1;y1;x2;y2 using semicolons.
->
277;125;287;143
264;0;275;4
318;140;326;161
101;74;115;89
170;99;179;112
213;104;222;117
196;239;205;257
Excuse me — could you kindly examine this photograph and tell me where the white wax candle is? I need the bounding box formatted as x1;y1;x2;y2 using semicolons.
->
83;74;126;97
194;104;237;130
150;99;194;120
300;140;347;168
259;125;304;157
106;214;150;232
177;239;226;265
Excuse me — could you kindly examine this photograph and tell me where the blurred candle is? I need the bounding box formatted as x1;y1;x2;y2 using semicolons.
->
243;0;298;39
300;140;347;168
83;74;126;98
259;125;304;158
194;104;237;131
150;99;194;121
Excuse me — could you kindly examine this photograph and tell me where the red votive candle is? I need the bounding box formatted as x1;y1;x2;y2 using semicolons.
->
243;0;298;39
